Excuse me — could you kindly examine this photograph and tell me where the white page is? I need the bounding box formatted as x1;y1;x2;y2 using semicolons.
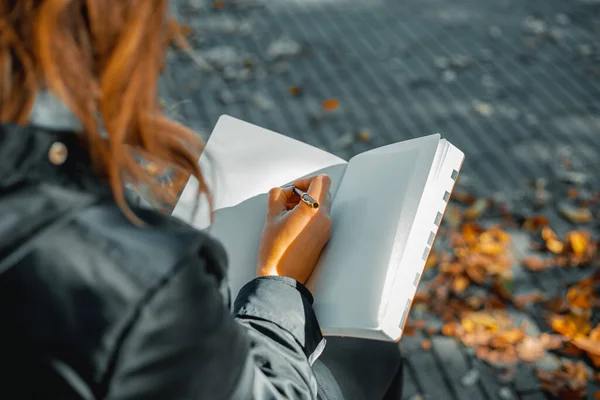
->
306;134;441;334
173;115;347;228
172;115;348;296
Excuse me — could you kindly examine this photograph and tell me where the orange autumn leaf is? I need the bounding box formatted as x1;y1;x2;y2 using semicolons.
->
560;205;593;224
441;322;461;337
476;346;519;366
522;256;551;271
516;337;546;362
403;325;416;336
595;390;600;400
439;262;464;275
464;199;489;220
513;292;546;309
546;238;565;254
288;86;302;96
545;297;570;313
478;242;505;256
565;231;589;256
523;215;549;232
550;314;591;339
567;188;579;199
444;206;462;228
424;249;439;270
414;319;427;330
571;337;600;367
452;192;477;205
322;98;340;111
214;1;225;8
491;328;525;346
541;226;558;241
539;333;566;350
567;285;593;309
461;222;484;244
452;275;470;294
421;339;432;350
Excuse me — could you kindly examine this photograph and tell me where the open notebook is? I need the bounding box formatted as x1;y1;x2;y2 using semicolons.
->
172;115;464;341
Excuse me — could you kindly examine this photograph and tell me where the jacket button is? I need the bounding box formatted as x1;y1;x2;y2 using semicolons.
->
49;142;68;165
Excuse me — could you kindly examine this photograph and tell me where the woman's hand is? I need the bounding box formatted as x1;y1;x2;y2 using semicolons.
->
257;174;333;284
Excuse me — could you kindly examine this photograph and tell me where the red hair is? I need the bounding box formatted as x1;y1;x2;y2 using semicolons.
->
0;0;211;223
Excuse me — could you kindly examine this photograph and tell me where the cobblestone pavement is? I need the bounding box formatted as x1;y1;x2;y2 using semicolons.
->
163;0;600;398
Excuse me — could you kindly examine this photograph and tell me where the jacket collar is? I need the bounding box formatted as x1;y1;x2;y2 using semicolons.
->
0;123;102;191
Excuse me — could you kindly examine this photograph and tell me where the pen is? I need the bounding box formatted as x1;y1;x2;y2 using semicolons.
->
293;186;319;209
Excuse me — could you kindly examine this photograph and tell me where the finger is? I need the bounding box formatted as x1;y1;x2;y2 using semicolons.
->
307;174;332;204
290;175;319;192
267;187;295;216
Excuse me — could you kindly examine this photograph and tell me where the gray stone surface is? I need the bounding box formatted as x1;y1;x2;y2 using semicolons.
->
164;0;600;398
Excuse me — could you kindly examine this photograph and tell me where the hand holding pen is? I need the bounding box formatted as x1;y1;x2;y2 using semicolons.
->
256;174;333;284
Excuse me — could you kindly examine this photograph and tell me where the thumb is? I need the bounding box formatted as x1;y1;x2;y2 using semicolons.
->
267;187;292;217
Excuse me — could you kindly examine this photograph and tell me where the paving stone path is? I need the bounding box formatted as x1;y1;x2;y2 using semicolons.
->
163;0;600;398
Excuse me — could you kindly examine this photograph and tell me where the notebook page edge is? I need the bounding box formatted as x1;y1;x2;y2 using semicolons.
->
380;141;465;338
172;114;348;226
377;138;445;322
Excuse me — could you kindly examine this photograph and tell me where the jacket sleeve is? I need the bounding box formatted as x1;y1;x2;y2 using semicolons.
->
106;239;325;400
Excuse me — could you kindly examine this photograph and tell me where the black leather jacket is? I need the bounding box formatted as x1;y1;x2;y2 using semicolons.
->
0;124;325;399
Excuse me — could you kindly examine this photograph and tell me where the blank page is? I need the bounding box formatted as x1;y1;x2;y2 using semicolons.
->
173;115;348;229
172;115;349;296
307;134;440;334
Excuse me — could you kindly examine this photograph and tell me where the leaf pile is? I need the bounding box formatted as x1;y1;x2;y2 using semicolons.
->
408;184;599;399
522;225;597;271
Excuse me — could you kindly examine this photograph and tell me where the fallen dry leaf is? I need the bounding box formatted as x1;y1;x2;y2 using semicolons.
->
571;337;600;367
549;313;591;339
441;322;462;337
567;188;579;199
322;98;340;111
452;275;470;294
424;249;439;270
595;390;600;400
541;226;557;241
444;206;462;228
566;231;590;256
464;199;489;220
476;346;519;366
439;262;464;275
513;292;546;309
403;325;416;336
545;296;570;313
465;295;486;310
546;237;565;254
559;204;593;224
567;284;593;310
452;192;477;205
421;339;432;350
288;86;302;96
492;277;513;302
356;130;371;142
414;319;427;330
462;330;495;347
214;1;225;8
516;336;546;362
490;329;525;349
523;215;549;232
522;256;552;271
539;333;566;350
537;360;588;399
462;222;484;244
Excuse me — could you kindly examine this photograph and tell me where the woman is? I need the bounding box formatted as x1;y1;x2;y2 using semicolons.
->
0;1;402;399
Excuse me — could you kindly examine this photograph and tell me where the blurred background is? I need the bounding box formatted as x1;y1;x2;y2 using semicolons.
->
162;0;600;399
